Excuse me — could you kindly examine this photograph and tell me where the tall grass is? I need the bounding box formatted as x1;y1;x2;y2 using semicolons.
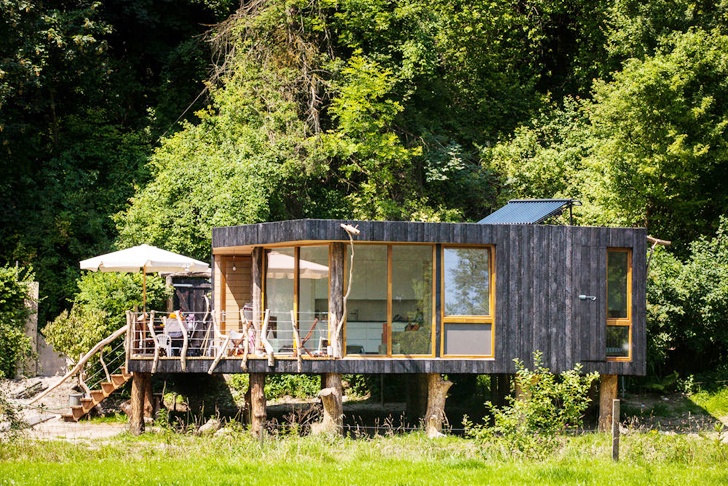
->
1;430;727;485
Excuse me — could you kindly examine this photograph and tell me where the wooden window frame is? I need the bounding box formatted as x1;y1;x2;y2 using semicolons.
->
343;243;436;357
606;248;632;362
440;245;496;358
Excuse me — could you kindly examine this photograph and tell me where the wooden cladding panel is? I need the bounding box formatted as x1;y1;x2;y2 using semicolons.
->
218;255;252;332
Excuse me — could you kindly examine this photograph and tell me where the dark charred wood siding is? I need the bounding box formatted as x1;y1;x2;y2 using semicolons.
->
203;220;647;375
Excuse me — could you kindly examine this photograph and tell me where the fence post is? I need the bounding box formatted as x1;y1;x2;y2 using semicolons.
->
611;398;620;461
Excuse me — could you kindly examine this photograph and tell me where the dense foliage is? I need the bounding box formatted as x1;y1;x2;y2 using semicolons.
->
2;0;728;375
0;265;35;378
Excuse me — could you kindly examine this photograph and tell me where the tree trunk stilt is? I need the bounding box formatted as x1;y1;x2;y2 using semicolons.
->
312;373;343;435
249;373;267;438
425;373;452;439
599;374;618;432
143;375;154;419
129;372;149;435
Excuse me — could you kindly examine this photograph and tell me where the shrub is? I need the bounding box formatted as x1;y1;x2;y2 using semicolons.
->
465;352;598;458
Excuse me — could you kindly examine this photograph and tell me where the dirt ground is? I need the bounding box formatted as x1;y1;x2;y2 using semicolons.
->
3;376;128;441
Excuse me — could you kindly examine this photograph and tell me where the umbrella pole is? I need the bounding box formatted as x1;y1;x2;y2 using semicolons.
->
143;265;147;313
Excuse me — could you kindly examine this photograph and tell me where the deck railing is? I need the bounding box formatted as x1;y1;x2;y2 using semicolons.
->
127;311;331;370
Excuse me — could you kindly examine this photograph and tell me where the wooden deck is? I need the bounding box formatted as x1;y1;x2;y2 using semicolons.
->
127;355;637;375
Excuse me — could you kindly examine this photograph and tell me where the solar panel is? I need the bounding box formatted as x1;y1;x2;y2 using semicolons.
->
478;199;577;225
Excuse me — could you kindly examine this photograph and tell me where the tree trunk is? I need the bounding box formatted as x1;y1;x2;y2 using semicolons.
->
312;372;343;435
599;374;618;432
143;375;154;419
249;372;267;438
425;374;452;438
129;372;149;435
329;243;345;357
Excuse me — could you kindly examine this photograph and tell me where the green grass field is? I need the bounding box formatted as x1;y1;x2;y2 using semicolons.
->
2;431;727;485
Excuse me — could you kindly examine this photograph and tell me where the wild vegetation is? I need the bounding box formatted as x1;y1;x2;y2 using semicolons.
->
2;0;728;380
1;429;727;484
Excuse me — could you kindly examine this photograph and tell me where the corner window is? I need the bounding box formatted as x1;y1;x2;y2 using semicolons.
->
606;248;631;360
442;247;494;357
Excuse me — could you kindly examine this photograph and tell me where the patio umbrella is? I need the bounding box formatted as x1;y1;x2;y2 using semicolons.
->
80;244;210;310
266;251;328;279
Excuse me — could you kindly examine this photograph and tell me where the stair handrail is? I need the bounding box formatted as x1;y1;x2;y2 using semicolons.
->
98;346;111;384
30;324;130;405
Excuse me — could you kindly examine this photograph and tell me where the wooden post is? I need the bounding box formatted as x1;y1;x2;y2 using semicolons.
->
249;372;267;438
329;243;345;358
599;374;618;432
251;247;263;337
312;373;343;435
129;372;149;435
612;399;620;461
425;374;453;438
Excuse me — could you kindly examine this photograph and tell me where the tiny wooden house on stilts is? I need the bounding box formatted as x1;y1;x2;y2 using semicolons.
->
127;204;646;435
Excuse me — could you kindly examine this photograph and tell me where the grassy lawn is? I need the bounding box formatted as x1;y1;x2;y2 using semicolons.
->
1;431;727;485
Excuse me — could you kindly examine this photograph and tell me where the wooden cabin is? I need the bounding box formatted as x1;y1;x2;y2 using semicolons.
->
126;217;646;434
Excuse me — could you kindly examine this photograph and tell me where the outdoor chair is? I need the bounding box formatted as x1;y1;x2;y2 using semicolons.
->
155;334;172;357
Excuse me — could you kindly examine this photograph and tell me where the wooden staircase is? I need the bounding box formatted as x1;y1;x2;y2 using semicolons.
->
62;367;133;422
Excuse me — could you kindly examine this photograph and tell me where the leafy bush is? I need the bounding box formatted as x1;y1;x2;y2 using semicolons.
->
44;272;169;361
0;265;35;378
227;374;321;401
0;384;28;441
465;353;598;458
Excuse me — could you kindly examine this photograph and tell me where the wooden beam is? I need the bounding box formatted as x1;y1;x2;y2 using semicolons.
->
599;374;618;432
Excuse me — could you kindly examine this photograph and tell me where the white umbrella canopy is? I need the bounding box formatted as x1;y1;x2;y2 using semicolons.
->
80;244;210;311
80;244;209;274
266;251;328;279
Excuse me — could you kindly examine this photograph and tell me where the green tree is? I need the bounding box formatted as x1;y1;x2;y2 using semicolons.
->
586;30;728;246
646;219;728;373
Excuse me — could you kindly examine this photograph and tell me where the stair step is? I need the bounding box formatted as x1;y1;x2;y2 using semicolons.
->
101;382;116;394
61;413;77;423
120;367;133;380
90;390;106;402
80;397;95;411
110;374;127;387
70;406;86;420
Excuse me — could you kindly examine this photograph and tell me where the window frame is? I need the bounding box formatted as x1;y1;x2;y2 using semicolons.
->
606;247;632;361
343;243;437;357
440;245;496;358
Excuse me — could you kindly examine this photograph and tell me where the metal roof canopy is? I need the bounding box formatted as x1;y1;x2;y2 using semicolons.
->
478;199;581;225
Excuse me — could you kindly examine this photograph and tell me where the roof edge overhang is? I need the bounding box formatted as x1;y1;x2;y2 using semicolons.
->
212;218;645;252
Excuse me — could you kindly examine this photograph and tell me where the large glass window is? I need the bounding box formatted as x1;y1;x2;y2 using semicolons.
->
345;245;388;354
391;246;433;355
265;248;295;349
442;247;494;357
606;248;631;360
343;244;434;356
298;246;329;352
